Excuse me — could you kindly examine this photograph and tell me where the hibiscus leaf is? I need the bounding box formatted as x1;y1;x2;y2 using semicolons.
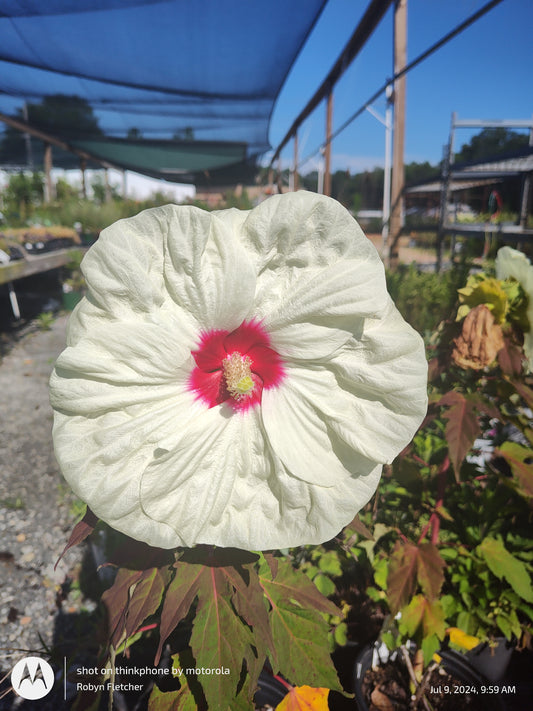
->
496;442;533;500
190;566;253;710
155;561;204;665
478;537;533;603
275;685;330;711
225;562;274;672
387;542;419;614
260;556;340;617
124;566;171;641
55;507;98;570
416;543;445;600
147;684;197;711
400;595;426;637
258;558;342;692
422;598;446;640
101;568;144;648
401;595;446;642
438;391;480;480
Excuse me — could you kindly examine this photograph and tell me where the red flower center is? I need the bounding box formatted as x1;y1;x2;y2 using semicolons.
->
188;320;285;410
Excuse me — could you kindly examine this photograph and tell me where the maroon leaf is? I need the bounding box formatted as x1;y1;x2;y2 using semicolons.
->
498;339;524;376
124;566;171;641
439;391;480;480
154;561;204;665
102;568;144;647
387;542;419;614
416;543;446;600
55;507;98;570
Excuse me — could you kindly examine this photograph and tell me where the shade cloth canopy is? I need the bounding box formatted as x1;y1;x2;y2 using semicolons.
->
0;0;327;183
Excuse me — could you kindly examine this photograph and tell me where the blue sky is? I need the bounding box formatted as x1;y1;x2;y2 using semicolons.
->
267;0;533;175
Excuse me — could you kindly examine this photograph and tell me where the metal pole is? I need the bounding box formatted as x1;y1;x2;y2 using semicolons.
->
388;0;407;268
292;131;299;192
22;102;33;171
519;114;533;229
324;89;333;197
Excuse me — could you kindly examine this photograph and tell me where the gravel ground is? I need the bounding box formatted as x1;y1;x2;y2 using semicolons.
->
0;315;95;708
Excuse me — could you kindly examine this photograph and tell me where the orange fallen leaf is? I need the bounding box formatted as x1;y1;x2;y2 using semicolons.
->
20;616;32;626
370;687;395;711
275;685;330;711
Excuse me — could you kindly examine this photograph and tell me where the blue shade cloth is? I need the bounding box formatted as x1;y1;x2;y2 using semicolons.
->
0;0;327;182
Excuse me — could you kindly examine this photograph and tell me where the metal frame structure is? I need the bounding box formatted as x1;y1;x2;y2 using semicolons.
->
436;113;533;271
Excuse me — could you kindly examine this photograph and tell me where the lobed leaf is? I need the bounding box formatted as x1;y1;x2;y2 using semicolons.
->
124;566;171;641
258;559;342;692
101;568;144;647
387;543;419;613
496;442;533;500
416;543;446;600
438;391;480;480
478;537;533;603
190;566;253;710
155;561;205;664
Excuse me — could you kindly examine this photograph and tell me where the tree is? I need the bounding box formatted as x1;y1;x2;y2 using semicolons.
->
0;94;103;165
455;128;529;164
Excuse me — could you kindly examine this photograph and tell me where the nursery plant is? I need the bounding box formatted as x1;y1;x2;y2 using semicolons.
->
326;247;533;709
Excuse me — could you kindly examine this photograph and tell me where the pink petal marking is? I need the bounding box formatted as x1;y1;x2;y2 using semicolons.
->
188;320;285;410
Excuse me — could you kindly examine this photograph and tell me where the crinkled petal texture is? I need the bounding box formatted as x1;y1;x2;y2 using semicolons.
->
496;246;533;371
50;192;428;551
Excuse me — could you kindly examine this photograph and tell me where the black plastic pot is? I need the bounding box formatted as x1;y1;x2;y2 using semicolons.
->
354;643;507;711
467;638;514;682
254;671;289;707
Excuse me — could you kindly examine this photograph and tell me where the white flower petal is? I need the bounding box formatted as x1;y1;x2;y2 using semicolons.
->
163;206;256;331
140;404;383;549
263;300;427;475
51;389;202;548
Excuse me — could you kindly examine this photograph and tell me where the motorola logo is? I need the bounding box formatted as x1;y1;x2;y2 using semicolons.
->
10;656;55;700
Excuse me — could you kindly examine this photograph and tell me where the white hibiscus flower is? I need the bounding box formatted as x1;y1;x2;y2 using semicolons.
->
495;245;533;372
50;192;427;551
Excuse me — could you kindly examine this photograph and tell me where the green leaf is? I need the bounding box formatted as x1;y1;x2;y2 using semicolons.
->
421;634;441;667
148;684;197;711
190;567;253;710
401;595;446;641
317;551;342;577
439;391;480;479
478;537;533;603
258;558;342;692
314;574;336;597
416;543;445;600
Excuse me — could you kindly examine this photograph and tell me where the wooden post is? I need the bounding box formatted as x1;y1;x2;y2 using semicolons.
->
388;0;407;268
80;159;87;199
292;131;299;191
324;88;333;197
105;168;112;202
519;116;533;229
43;142;54;203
